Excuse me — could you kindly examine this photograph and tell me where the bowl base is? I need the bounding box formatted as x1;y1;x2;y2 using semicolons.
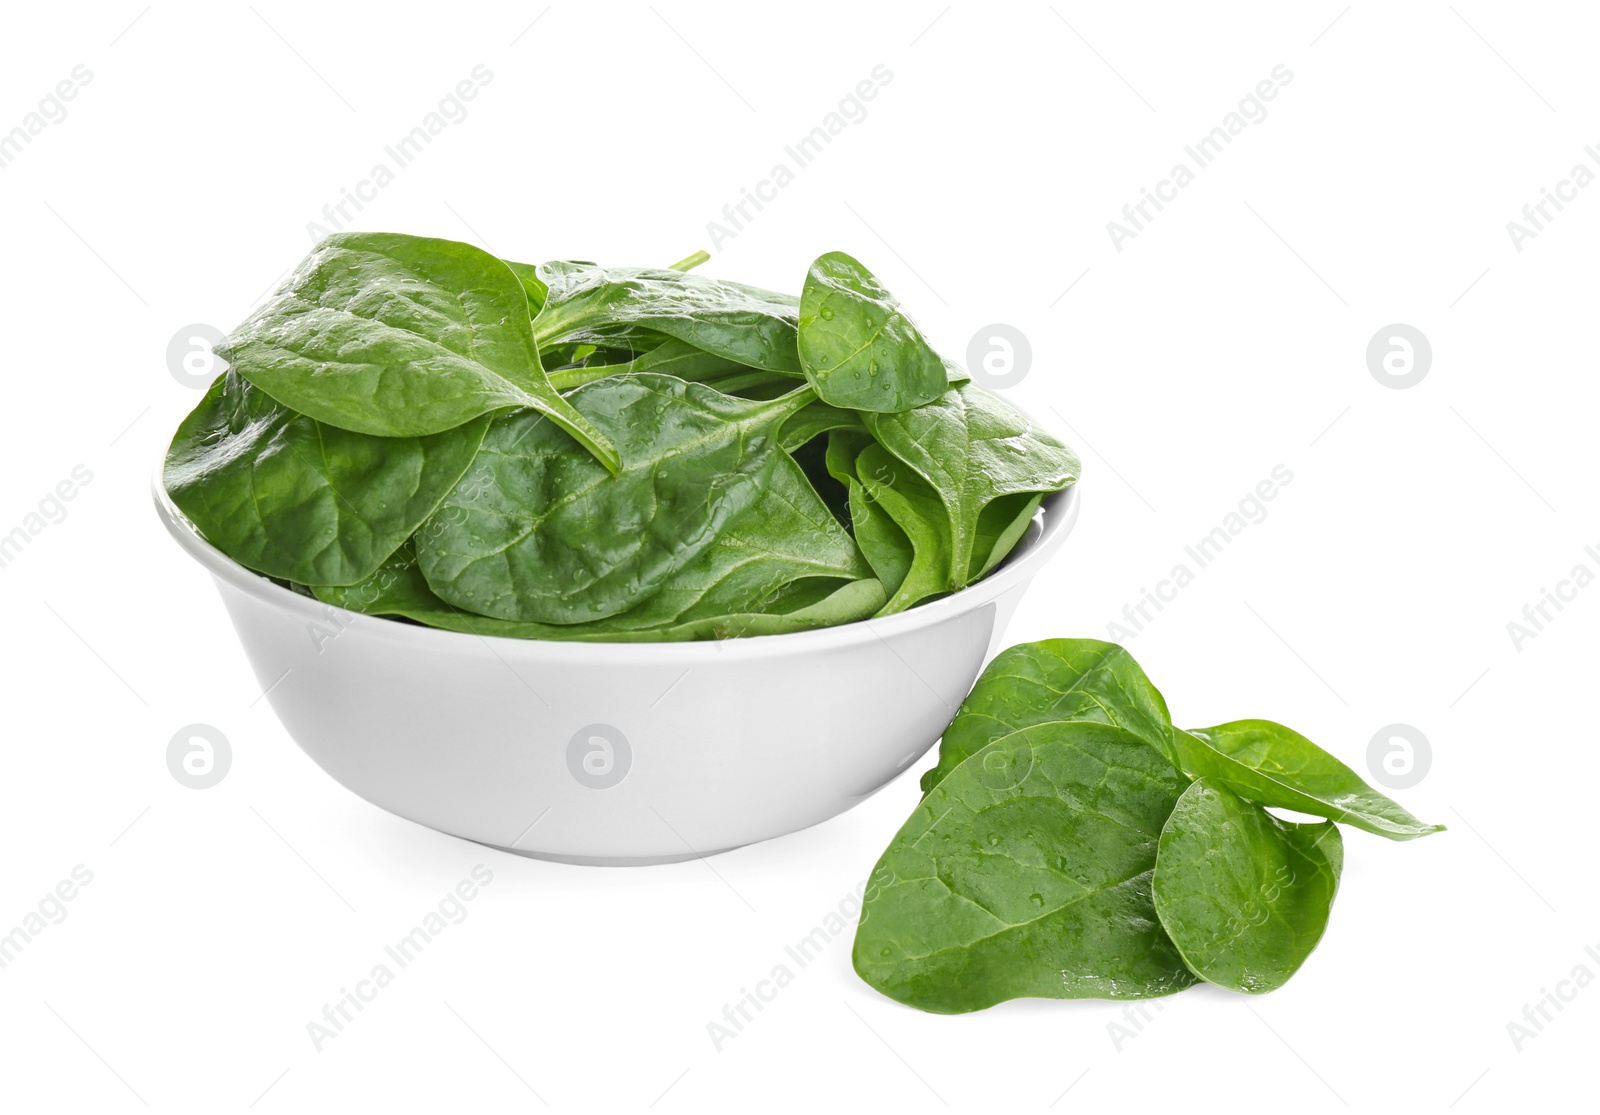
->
476;840;745;867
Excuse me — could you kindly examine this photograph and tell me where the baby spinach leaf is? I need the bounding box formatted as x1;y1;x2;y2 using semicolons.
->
797;251;948;413
615;336;747;380
852;722;1197;1014
1153;779;1344;994
854;443;953;615
848;484;913;598
1175;721;1445;841
695;369;797;398
311;539;459;619
164;372;488;586
548;336;746;392
502;258;548;313
532;261;803;374
780;399;863;453
825;430;914;598
217;233;619;470
316;544;883;642
616;576;883;642
571;451;871;633
921;638;1177;793
865;384;1079;586
415;374;814;624
970;491;1044;582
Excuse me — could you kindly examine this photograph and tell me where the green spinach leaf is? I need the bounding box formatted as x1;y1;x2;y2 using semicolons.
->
853;443;953;615
866;383;1079;586
1154;779;1344;993
532;261;802;374
853;722;1197;1013
780;399;864;453
970;491;1044;582
216;233;618;470
316;544;883;643
548;336;746;392
569;451;870;632
824;430;914;598
922;638;1177;793
164;371;488;586
415;374;814;624
502;258;548;313
1174;721;1445;841
797;251;948;413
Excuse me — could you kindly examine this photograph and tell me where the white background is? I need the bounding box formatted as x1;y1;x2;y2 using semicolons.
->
1;2;1594;1111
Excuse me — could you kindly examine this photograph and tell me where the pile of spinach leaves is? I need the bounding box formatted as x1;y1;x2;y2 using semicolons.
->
852;639;1443;1013
164;233;1078;641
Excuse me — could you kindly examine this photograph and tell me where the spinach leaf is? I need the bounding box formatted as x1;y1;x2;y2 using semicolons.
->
866;383;1079;586
1154;779;1344;993
780;399;863;453
627;576;883;641
502;258;548;313
921;638;1177;793
316;544;883;643
797;251;948;412
1174;721;1445;841
415;374;814;624
851;447;1045;613
852;722;1197;1014
164;371;487;586
613;336;746;380
548;336;746;392
825;430;914;598
970;491;1044;582
310;539;458;620
216;233;617;470
532;261;802;374
853;443;953;615
565;451;870;633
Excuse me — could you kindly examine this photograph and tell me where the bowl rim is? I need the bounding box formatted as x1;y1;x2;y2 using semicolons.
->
152;466;1079;662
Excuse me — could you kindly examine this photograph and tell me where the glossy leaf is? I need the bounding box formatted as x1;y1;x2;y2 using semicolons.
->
502;258;548;313
824;430;913;598
970;491;1044;581
854;443;952;615
1154;779;1344;993
164;372;487;586
779;399;863;453
415;374;814;624
217;233;617;469
532;261;802;374
548;336;746;392
866;383;1079;585
629;576;883;641
353;451;872;640
575;451;870;632
1175;721;1445;841
853;722;1197;1014
797;251;947;412
922;638;1177;793
316;543;883;643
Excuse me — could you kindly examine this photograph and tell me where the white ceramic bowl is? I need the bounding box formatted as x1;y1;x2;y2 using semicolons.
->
155;478;1078;865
